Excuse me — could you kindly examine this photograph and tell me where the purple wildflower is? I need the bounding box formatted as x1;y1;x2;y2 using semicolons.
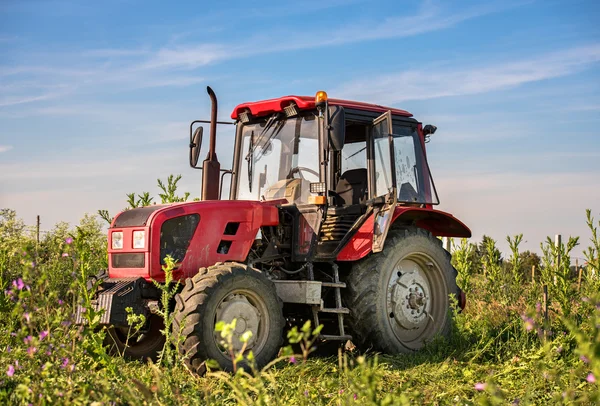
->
46;351;52;356
62;253;69;257
339;389;344;394
6;365;14;377
535;302;541;313
587;373;596;383
24;313;30;323
27;347;37;356
474;383;487;391
580;355;590;364
353;393;358;400
523;315;535;331
304;390;309;397
13;278;25;290
289;356;296;364
30;262;36;268
6;346;10;353
65;237;73;245
61;321;71;327
61;358;69;368
58;299;64;306
23;335;32;345
39;330;48;341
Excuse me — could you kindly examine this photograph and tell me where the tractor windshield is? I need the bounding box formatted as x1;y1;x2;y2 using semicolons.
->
237;113;319;203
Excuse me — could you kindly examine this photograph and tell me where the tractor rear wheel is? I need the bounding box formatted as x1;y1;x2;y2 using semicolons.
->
172;262;285;373
344;227;458;353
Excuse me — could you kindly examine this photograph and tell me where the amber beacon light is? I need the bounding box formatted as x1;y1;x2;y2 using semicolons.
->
315;90;328;105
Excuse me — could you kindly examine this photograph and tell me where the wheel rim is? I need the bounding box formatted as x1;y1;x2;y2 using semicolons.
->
213;289;270;355
386;252;447;350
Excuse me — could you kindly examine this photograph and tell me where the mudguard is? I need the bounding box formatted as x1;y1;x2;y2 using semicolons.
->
336;206;471;261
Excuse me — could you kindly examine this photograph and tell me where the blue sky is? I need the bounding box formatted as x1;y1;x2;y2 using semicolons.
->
1;0;599;259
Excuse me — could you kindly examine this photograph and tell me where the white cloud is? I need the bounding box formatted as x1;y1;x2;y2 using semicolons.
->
335;44;600;104
0;1;523;109
0;145;13;153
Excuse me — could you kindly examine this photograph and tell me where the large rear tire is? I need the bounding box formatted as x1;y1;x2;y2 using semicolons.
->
172;263;285;373
344;227;458;353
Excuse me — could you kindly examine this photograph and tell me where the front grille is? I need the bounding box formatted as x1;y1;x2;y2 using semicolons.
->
112;253;145;268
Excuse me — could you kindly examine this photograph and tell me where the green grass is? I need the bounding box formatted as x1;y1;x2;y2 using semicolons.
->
1;206;599;405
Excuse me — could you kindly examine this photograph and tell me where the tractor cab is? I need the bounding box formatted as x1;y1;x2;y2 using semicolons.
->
191;90;445;264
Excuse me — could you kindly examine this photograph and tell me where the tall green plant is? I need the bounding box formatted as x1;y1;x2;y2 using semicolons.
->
540;235;579;318
452;238;474;294
583;209;600;292
482;237;504;301
157;174;190;203
152;255;180;367
506;234;524;300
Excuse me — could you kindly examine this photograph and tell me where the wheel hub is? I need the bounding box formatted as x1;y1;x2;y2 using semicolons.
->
215;294;261;352
390;263;432;330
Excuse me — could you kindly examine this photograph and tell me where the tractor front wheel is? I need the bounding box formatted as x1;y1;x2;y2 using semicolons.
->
104;314;165;362
344;227;459;353
172;263;285;373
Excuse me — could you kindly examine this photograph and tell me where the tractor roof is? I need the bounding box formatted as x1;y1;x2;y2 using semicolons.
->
230;95;412;120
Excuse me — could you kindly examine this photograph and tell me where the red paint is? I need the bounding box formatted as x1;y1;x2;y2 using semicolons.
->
336;207;471;261
108;200;279;282
231;96;412;120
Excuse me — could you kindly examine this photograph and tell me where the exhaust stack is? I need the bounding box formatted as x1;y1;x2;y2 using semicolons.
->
202;86;221;200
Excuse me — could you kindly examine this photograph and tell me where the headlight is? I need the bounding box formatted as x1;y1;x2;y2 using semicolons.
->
133;230;145;249
111;231;123;249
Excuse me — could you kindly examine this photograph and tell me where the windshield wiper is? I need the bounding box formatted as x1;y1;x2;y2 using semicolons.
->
246;130;254;192
345;146;367;160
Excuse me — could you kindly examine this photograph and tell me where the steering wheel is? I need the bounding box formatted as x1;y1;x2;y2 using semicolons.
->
288;166;319;180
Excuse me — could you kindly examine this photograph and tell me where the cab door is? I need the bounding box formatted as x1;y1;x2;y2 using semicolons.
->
371;111;397;253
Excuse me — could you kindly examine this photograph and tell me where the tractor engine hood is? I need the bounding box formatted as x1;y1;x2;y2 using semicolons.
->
108;200;280;282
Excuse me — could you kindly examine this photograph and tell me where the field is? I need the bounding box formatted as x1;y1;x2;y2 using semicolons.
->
1;199;599;405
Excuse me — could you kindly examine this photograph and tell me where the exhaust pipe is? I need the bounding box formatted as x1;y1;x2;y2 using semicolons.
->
201;86;221;200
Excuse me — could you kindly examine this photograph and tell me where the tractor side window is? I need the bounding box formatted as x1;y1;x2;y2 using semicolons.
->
341;141;367;173
373;122;393;196
393;128;419;200
391;126;440;204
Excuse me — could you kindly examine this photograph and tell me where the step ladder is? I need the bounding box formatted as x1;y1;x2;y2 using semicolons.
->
310;263;352;341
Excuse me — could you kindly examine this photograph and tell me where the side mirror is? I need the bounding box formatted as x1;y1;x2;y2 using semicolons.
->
190;126;203;168
423;124;437;136
328;105;345;151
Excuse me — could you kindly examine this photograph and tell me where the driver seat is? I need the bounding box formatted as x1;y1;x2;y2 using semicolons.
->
334;168;368;205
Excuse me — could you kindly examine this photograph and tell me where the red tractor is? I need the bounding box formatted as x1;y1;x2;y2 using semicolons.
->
78;87;470;373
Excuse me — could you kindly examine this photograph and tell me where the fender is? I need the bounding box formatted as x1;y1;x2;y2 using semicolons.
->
336;206;471;261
